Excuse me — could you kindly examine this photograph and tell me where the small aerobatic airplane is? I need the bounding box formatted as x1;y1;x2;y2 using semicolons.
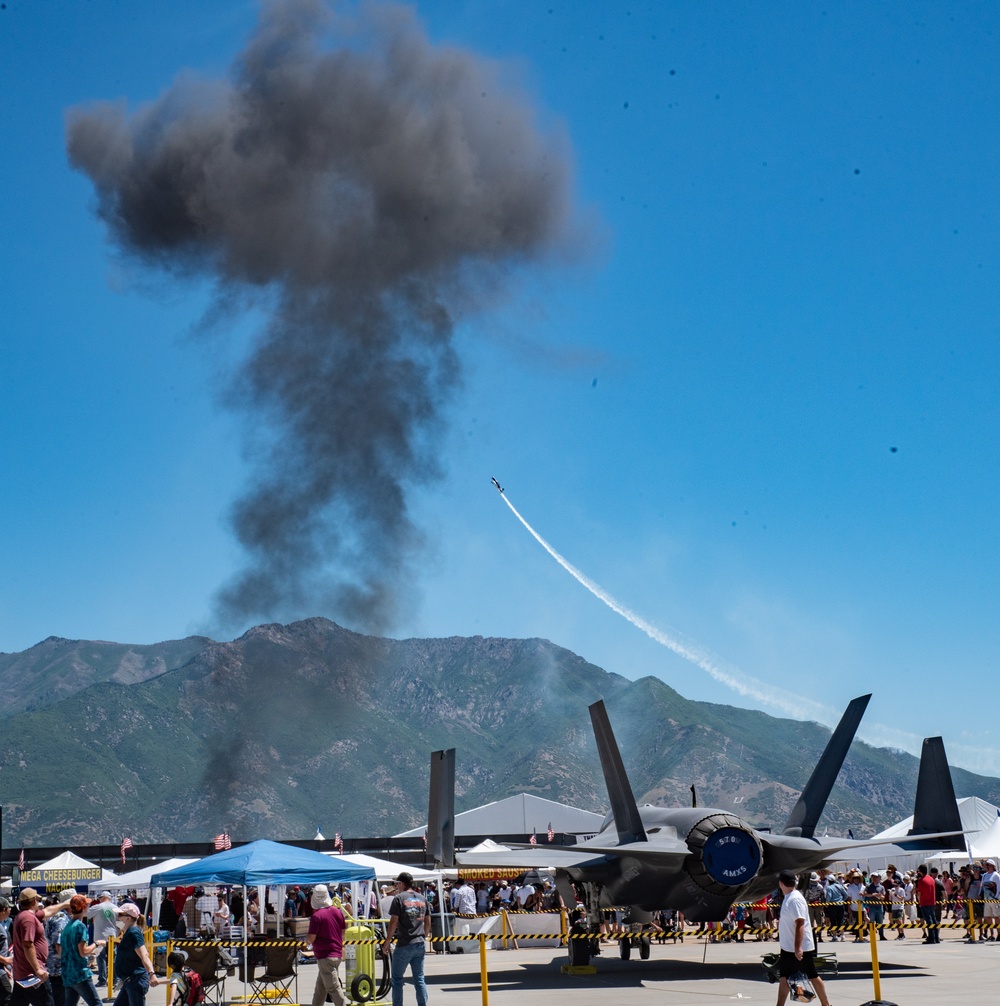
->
432;695;963;926
491;476;504;493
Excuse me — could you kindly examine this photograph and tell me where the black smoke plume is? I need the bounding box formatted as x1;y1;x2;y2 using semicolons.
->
67;0;574;632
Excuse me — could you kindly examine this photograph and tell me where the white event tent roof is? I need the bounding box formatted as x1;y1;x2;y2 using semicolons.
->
88;858;197;893
324;852;441;882
830;796;1000;873
926;809;1000;866
869;796;1000;845
394;793;604;839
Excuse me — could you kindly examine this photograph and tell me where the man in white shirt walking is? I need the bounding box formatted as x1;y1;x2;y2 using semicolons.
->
775;870;831;1006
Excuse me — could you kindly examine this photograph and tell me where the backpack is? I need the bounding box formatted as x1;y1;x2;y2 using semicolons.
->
180;967;205;1006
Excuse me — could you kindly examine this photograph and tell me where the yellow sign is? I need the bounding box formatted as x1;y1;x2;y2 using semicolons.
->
458;868;523;882
20;868;103;884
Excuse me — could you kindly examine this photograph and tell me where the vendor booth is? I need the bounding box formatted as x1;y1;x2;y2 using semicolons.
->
19;851;119;892
151;840;379;1003
151;839;375;887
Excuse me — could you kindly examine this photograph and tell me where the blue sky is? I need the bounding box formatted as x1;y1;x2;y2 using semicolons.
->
3;2;999;775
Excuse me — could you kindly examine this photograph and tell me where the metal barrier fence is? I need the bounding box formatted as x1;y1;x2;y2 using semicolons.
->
102;901;997;1006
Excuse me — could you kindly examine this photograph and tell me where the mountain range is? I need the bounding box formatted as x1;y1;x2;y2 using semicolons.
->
1;617;997;846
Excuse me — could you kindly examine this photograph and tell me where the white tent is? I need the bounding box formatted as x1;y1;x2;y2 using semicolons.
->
88;858;197;893
20;851;119;890
925;811;1000;868
465;839;511;855
394;793;604;839
325;852;440;882
968;812;1000;859
829;797;1000;873
870;796;1000;844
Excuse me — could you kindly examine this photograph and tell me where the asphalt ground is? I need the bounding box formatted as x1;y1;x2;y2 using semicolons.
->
208;927;1000;1006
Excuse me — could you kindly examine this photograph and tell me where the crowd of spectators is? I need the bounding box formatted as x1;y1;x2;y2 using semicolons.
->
0;888;157;1006
686;859;1000;943
5;857;995;999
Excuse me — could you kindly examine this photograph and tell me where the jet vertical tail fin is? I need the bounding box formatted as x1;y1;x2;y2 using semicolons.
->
782;694;871;838
427;748;456;867
589;700;647;845
899;737;964;850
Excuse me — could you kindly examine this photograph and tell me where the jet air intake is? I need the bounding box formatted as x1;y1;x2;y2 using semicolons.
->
684;813;763;895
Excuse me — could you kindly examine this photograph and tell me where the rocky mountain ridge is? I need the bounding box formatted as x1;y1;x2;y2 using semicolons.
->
1;618;997;845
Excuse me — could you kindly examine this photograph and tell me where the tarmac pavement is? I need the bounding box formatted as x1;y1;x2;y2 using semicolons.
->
211;929;1000;1006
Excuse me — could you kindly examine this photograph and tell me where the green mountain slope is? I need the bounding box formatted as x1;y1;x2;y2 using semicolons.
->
0;634;212;716
1;618;997;846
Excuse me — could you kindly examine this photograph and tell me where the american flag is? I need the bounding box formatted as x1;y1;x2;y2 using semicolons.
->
529;830;537;846
547;822;554;843
18;848;25;870
334;832;343;852
121;836;133;864
213;832;232;851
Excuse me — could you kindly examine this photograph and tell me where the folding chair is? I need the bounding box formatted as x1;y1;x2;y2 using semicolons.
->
182;944;227;1006
238;935;270;984
249;945;298;1004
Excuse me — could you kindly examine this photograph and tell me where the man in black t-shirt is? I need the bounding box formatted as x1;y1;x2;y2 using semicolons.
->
382;873;429;1006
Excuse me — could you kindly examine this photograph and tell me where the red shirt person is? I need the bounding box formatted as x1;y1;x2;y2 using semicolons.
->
915;865;940;943
305;885;346;1006
11;887;74;1006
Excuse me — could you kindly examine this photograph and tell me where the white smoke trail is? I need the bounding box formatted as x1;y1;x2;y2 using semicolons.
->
499;492;831;721
499;490;1000;775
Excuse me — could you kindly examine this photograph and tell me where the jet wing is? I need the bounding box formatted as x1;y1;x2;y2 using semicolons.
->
760;830;968;873
765;733;966;872
559;839;690;863
458;838;691;872
457;848;610;870
502;835;691;859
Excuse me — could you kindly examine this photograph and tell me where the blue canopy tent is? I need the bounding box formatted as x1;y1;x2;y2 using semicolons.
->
149;840;374;888
150;840;377;1000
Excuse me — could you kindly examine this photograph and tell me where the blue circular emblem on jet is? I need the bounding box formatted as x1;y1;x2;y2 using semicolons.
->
702;827;761;886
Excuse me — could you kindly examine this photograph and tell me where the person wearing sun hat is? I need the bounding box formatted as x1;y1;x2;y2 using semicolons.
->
11;888;75;1006
111;904;158;1006
305;885;346;1006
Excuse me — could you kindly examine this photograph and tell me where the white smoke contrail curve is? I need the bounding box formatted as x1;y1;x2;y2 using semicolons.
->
499;491;831;722
497;488;1000;774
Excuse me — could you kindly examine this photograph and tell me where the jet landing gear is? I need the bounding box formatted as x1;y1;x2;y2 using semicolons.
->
561;905;600;974
618;928;652;960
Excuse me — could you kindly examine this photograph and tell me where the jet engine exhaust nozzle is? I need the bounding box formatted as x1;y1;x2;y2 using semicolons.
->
685;813;763;896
